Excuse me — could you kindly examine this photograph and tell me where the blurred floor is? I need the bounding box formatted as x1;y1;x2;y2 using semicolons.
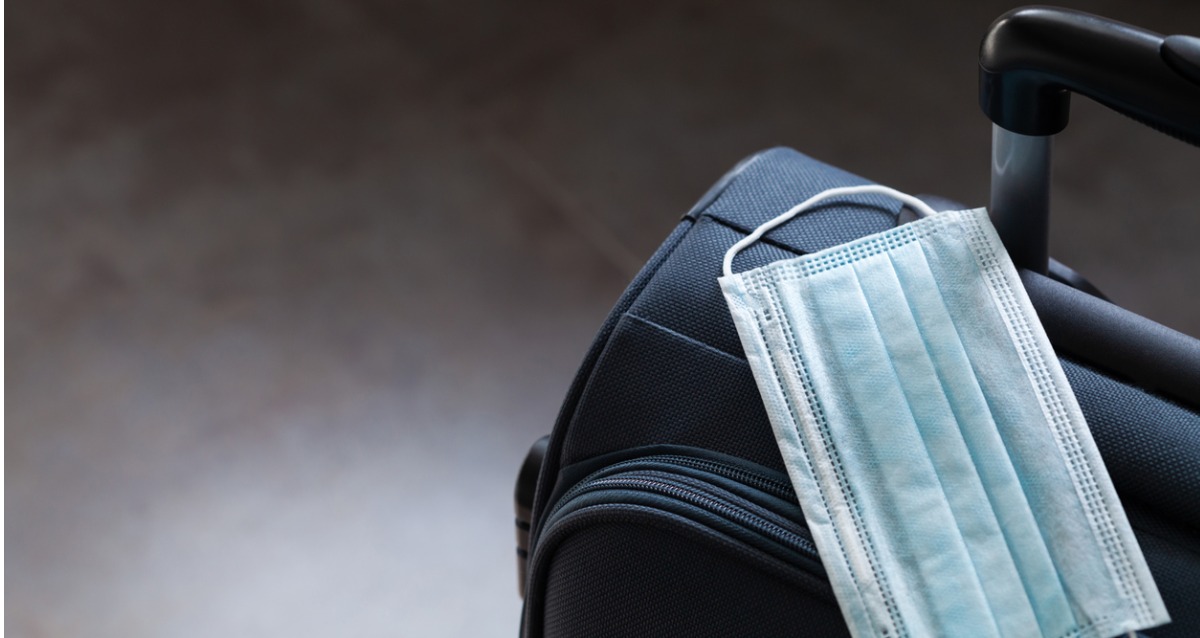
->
6;1;1199;636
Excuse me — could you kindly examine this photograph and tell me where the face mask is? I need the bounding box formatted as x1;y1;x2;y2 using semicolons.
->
720;185;1168;638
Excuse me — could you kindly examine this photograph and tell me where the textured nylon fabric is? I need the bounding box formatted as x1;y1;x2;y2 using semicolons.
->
531;220;694;538
689;149;899;252
527;147;1200;638
561;313;783;472
1119;500;1200;638
631;217;801;363
1062;359;1200;530
543;522;851;638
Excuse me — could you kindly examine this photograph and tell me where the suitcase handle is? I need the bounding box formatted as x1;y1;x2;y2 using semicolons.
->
979;6;1200;273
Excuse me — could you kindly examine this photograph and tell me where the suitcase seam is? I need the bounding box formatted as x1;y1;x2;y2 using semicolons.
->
623;313;747;365
529;218;697;552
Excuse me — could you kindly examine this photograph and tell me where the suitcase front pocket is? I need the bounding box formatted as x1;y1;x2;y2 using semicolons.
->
522;452;847;638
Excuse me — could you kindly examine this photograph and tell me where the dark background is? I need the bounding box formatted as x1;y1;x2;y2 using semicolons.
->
7;0;1198;635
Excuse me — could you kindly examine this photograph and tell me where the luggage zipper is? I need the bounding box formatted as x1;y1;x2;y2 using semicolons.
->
540;453;819;563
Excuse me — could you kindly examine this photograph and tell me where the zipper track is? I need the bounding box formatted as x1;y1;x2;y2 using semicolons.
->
550;454;794;515
652;455;794;499
541;454;817;561
579;474;817;557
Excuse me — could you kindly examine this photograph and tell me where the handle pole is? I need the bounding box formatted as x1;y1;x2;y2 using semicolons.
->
990;125;1051;274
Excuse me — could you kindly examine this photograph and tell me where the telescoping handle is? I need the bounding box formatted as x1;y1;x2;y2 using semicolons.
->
979;6;1200;273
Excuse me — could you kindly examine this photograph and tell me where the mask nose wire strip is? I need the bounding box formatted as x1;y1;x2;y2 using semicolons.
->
721;184;940;278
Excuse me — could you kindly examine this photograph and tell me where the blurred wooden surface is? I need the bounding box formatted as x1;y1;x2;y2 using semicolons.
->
7;0;1198;635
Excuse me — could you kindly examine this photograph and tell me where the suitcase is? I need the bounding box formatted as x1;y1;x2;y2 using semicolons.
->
515;8;1200;637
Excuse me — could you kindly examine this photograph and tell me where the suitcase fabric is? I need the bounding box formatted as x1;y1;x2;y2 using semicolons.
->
518;148;1200;637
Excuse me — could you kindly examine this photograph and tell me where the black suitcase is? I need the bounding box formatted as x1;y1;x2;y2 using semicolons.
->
515;8;1200;637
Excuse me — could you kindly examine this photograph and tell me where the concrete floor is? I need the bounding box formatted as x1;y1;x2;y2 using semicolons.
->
7;1;1199;636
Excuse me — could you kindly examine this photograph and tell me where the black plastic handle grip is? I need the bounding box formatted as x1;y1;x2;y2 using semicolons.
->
980;6;1200;144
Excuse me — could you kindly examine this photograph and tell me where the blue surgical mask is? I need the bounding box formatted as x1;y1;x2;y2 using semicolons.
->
720;185;1169;638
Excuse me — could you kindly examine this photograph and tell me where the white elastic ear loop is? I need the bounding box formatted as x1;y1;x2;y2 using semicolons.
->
721;184;939;277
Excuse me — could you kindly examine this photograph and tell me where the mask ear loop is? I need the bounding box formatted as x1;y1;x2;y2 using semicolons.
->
721;184;940;277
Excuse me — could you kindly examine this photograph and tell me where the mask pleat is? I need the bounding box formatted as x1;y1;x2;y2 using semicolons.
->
759;277;910;638
922;223;1125;631
856;246;1053;637
779;262;992;636
885;240;1062;636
